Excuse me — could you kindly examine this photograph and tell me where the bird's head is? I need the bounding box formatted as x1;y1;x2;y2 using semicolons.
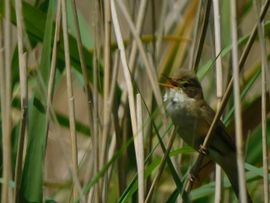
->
160;69;204;102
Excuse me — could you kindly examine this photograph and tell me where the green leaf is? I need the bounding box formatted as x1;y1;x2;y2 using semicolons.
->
246;118;270;164
12;97;91;136
190;164;267;201
197;21;270;80
21;98;46;202
169;146;195;157
66;0;93;49
120;97;190;202
0;0;96;82
224;67;261;125
20;1;55;202
77;138;134;203
147;111;189;202
197;34;248;80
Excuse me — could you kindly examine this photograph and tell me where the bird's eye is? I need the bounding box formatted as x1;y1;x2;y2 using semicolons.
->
181;81;189;88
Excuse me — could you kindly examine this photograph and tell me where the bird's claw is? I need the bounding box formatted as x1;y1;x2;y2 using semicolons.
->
189;174;198;183
198;145;208;156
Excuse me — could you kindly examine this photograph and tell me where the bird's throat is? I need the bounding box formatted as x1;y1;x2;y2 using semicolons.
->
164;88;196;108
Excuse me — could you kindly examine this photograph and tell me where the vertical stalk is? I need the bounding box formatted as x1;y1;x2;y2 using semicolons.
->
111;0;138;137
45;0;62;138
136;94;144;203
61;0;82;201
115;1;164;107
14;0;28;202
255;1;270;202
103;51;120;203
71;0;93;135
145;129;177;203
188;1;202;70
230;0;247;202
115;0;147;193
213;0;223;202
88;1;101;201
100;0;111;191
128;0;148;71
2;0;12;202
87;54;99;203
193;0;212;72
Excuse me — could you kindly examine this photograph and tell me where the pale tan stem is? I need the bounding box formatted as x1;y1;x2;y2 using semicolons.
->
230;1;247;202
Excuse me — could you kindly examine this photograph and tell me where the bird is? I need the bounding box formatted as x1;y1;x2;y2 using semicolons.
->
161;69;252;203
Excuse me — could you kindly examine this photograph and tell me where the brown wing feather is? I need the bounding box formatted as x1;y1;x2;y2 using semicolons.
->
199;101;236;152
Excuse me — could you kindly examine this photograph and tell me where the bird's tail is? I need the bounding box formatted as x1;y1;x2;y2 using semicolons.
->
222;157;253;203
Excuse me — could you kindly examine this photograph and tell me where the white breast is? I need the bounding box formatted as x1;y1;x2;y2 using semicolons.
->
163;88;199;147
163;88;196;112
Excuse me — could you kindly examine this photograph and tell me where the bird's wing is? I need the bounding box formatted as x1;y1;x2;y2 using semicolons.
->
199;101;236;152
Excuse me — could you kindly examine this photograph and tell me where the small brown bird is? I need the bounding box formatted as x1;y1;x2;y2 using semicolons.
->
162;69;252;202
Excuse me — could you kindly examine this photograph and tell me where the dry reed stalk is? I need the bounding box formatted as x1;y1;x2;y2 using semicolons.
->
117;0;148;128
114;2;148;192
192;0;211;72
0;30;4;173
2;0;12;202
158;0;198;77
213;0;224;202
111;0;138;136
255;1;270;202
87;54;99;203
14;0;28;201
101;51;120;202
128;0;148;71
88;1;102;201
230;0;247;202
103;51;120;202
71;0;93;133
0;21;8;203
186;0;270;191
100;1;113;200
115;0;164;108
188;0;202;71
61;0;83;201
136;94;144;203
45;0;62;135
100;0;112;173
145;129;177;203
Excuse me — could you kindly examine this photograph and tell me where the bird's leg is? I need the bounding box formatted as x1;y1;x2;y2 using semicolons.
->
185;145;209;192
198;145;208;156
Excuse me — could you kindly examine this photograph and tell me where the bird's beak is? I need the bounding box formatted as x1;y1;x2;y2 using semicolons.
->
159;82;175;88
